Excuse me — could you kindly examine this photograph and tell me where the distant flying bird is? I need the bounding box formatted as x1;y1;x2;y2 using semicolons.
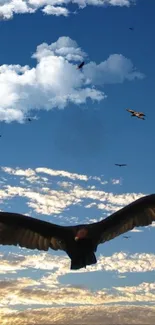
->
77;61;85;70
129;27;134;31
126;109;145;120
115;164;127;167
123;236;131;239
0;194;155;270
26;116;38;122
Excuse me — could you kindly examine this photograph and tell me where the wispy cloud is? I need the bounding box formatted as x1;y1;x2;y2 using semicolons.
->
1;279;155;306
111;178;122;185
0;36;143;123
0;0;136;20
0;305;155;325
0;251;155;313
1;251;155;276
2;167;35;177
36;167;89;181
0;166;146;219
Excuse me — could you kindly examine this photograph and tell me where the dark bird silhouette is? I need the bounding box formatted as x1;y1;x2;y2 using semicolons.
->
0;194;155;270
26;116;38;122
115;164;127;167
77;61;85;70
126;109;145;120
123;236;131;239
129;27;134;31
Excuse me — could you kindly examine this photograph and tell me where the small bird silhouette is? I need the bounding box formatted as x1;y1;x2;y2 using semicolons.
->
115;164;127;167
77;61;85;70
126;109;145;120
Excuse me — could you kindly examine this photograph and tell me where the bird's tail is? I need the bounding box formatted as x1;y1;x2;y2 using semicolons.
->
71;252;97;270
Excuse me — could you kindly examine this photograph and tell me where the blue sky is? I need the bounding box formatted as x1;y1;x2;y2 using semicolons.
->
0;0;155;323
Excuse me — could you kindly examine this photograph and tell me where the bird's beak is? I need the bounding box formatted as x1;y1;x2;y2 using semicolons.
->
75;236;79;241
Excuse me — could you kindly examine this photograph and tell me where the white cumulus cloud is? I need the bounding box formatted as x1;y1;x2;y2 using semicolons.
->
0;36;144;123
0;0;136;20
83;55;144;85
42;5;69;16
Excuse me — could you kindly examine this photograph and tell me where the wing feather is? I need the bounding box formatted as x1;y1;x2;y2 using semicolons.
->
0;212;69;252
96;194;155;244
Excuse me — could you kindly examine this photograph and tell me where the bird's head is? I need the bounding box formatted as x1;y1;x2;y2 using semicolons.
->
74;228;88;241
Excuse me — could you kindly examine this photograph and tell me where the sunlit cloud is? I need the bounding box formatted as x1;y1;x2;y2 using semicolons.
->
0;305;155;325
0;251;155;315
1;251;155;277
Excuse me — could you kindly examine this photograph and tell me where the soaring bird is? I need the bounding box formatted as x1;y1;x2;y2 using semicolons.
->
26;116;38;122
126;109;145;120
0;194;155;270
115;164;127;167
77;61;85;70
129;27;134;31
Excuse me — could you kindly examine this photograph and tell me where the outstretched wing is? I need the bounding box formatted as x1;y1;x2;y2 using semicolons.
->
0;212;70;252
95;194;155;244
126;109;135;113
138;112;145;116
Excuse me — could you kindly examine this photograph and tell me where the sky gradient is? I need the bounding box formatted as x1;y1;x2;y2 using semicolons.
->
0;0;155;324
